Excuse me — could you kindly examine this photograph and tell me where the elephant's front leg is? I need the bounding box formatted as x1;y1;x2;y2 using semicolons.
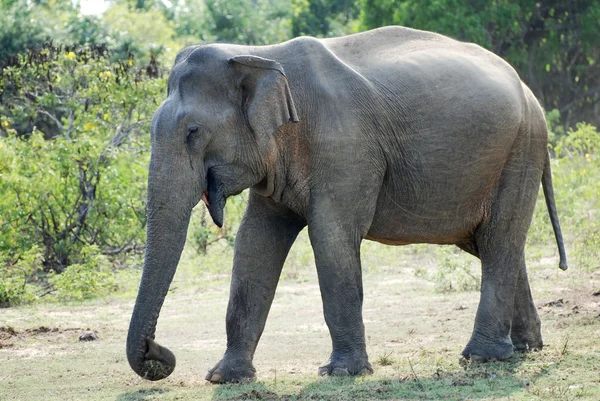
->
309;218;373;377
206;194;305;383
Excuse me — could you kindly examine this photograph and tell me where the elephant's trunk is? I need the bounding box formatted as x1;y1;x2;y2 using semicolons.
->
126;200;192;381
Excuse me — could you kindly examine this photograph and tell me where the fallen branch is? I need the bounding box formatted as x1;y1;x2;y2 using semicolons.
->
101;241;145;256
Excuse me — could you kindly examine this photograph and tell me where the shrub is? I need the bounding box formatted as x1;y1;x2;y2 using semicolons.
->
553;123;600;158
0;44;165;273
48;245;117;301
0;43;168;305
0;246;43;307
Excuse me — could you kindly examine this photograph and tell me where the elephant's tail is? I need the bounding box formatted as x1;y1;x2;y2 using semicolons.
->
542;152;568;270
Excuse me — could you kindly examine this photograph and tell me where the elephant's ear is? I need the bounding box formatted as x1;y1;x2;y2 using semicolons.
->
229;55;299;154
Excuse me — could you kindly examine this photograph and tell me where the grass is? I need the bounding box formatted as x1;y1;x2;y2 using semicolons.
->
2;233;600;401
376;351;395;367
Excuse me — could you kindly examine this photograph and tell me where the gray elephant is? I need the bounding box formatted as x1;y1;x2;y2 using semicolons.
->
126;26;567;383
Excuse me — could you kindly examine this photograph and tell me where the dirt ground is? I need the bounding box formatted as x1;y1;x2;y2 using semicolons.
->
1;243;599;401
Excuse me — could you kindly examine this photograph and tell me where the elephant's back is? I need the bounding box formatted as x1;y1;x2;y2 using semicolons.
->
321;26;520;90
321;26;457;60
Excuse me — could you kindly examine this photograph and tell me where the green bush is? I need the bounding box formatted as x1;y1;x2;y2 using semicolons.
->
0;0;48;64
0;246;44;307
0;0;170;67
48;245;117;301
0;44;168;305
553;122;600;158
0;45;165;274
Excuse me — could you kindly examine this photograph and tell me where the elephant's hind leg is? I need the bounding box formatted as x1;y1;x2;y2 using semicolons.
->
456;238;542;352
511;266;543;351
462;138;544;361
462;251;524;361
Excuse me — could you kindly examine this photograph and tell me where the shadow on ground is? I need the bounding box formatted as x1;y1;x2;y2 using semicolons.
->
116;388;170;401
208;358;537;401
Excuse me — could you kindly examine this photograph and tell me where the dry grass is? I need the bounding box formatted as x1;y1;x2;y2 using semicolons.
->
1;237;600;401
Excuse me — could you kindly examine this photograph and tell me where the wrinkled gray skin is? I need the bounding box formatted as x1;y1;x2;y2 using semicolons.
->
126;26;568;382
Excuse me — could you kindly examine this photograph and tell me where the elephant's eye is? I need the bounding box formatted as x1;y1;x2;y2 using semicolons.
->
186;126;199;142
186;126;203;152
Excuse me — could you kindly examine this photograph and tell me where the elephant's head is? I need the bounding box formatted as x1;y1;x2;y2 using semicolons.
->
126;46;298;381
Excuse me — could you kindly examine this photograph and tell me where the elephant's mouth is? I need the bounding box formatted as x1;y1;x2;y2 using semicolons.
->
202;168;226;228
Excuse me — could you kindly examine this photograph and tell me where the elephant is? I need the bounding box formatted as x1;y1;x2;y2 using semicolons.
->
126;26;568;383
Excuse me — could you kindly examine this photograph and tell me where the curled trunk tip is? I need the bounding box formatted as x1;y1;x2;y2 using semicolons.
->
127;337;176;381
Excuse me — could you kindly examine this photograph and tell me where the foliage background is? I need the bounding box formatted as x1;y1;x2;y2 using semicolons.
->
0;0;598;305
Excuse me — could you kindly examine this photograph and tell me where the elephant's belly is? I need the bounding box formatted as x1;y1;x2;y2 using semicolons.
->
365;192;486;245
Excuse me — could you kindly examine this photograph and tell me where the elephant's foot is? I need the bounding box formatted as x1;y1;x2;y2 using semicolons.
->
205;357;256;383
461;334;514;362
511;329;543;352
318;352;373;377
511;310;543;352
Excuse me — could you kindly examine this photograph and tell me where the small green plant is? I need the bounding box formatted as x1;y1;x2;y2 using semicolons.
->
558;335;570;358
415;247;480;293
0;246;43;307
553;123;600;158
49;245;118;301
376;350;395;366
574;228;600;272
